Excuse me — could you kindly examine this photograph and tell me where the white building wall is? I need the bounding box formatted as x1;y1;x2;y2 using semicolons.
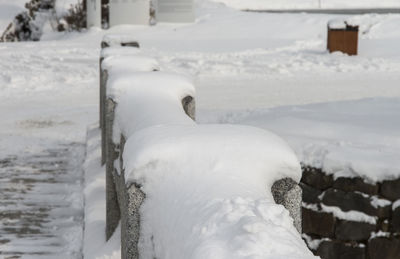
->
86;0;101;28
156;0;194;23
109;0;150;27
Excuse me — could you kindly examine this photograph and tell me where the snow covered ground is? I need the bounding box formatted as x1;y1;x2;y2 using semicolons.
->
0;0;400;258
209;0;400;10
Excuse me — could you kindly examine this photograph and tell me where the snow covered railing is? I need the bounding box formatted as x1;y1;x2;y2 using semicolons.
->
100;35;310;259
100;37;159;165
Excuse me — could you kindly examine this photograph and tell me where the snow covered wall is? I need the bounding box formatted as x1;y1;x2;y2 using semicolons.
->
98;34;315;259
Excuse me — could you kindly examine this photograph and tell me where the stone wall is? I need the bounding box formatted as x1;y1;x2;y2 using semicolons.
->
300;165;400;259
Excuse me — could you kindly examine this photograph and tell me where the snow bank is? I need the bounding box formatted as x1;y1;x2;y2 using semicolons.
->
121;125;312;258
83;125;120;259
202;98;400;183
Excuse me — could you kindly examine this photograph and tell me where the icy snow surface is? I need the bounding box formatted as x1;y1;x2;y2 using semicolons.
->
0;36;99;257
321;204;377;224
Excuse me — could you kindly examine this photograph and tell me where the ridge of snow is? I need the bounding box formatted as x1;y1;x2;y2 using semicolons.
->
321;204;377;224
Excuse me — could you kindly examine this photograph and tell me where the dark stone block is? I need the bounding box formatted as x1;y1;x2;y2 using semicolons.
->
302;208;335;237
335;220;375;241
301;166;333;190
378;219;390;232
392;207;400;233
300;182;323;204
333;177;378;195
322;188;391;218
316;240;365;259
368;237;400;259
381;179;400;201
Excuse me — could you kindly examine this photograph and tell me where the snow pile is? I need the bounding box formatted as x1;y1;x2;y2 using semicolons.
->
109;72;196;140
83;125;121;259
121;124;313;258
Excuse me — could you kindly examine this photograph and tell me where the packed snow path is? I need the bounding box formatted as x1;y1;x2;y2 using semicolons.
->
0;37;99;258
0;144;84;258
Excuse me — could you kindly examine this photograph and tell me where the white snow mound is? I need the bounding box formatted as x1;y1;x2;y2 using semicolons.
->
121;124;312;258
109;72;196;140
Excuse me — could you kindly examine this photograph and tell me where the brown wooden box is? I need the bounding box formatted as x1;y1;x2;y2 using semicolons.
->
327;25;359;56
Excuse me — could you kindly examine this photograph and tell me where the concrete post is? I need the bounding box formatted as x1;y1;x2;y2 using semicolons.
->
181;95;195;121
87;0;102;28
100;68;108;165
271;178;302;233
105;98;121;240
115;135;145;259
99;39;140;165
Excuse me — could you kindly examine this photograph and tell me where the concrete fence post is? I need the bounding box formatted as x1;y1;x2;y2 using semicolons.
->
182;95;195;120
99;39;140;165
105;97;120;240
103;91;196;257
115;135;145;259
271;177;302;233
